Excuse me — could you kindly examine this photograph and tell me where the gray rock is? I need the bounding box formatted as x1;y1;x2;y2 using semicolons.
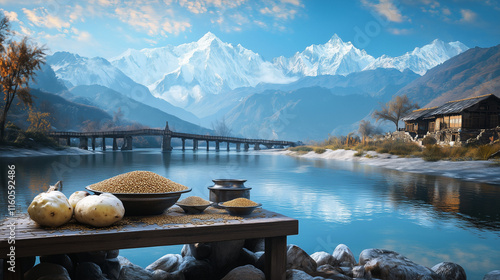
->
221;264;265;280
332;244;356;267
287;269;315;280
179;256;214;280
245;238;266;252
311;251;337;267
118;263;154;280
106;250;120;259
352;265;366;278
117;256;133;267
484;270;500;280
152;270;185;280
189;243;212;260
209;240;245;270
102;257;121;280
146;254;183;272
74;262;107;280
339;267;354;278
238;248;259;266
39;254;73;275
181;244;191;257
359;249;441;280
431;262;466;280
24;263;70;280
315;264;352;280
287;244;317;276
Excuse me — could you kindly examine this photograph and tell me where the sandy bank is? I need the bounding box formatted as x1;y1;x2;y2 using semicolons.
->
272;149;500;185
0;146;100;158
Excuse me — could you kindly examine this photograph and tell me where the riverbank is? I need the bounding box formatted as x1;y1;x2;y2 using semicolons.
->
273;149;500;185
0;146;100;157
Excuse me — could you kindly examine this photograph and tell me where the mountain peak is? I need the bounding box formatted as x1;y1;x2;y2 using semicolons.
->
327;34;344;44
198;32;219;43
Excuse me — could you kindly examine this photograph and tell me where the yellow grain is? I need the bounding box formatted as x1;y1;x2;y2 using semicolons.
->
177;196;211;206
222;198;259;207
87;171;189;193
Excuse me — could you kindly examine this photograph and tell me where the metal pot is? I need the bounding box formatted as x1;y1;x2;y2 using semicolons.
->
208;179;251;206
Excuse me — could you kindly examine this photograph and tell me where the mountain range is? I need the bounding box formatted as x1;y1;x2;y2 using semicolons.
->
22;32;499;141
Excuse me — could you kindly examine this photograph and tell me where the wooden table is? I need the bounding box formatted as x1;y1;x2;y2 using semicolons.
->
1;207;298;280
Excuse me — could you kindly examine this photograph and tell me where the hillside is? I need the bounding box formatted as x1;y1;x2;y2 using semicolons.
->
397;44;500;107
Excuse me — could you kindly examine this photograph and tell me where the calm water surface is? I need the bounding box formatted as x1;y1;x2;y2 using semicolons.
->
1;149;499;279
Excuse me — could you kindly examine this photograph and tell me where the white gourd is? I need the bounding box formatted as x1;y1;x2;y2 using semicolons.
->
68;191;89;209
28;181;73;227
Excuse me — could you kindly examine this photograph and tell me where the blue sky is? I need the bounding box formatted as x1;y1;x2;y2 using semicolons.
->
1;0;499;60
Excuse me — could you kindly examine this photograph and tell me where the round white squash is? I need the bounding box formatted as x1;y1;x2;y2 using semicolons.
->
69;191;89;209
74;193;125;227
28;182;73;227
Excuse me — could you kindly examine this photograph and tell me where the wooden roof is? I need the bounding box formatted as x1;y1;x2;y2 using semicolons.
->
403;94;499;121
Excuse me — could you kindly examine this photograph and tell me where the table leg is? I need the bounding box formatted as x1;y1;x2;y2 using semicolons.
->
265;236;287;280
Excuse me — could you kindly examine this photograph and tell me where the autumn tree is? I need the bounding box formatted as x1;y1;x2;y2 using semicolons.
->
27;108;51;133
372;94;419;131
358;120;376;144
0;16;46;139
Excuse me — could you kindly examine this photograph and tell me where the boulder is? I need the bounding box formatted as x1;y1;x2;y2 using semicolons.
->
332;244;356;267
102;257;121;280
179;256;214;280
118;263;154;280
39;254;73;275
310;251;336;267
221;264;265;280
287;244;317;276
352;265;366;278
117;256;133;267
24;263;71;280
315;264;352;280
286;269;315;280
245;238;266;252
238;248;259;267
146;254;183;272
152;270;185;280
186;243;212;260
431;262;466;280
484;270;500;280
74;262;107;280
359;249;441;280
106;250;120;259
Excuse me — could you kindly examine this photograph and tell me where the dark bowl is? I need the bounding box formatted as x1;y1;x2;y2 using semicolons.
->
175;202;212;214
86;187;192;216
218;203;262;216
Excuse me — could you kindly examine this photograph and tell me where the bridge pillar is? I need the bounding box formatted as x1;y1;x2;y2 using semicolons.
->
182;138;186;151
113;138;118;150
162;134;172;152
193;139;198;150
206;140;210;151
102;137;106;151
215;141;220;151
244;143;249;151
66;137;71;146
236;143;241;151
91;137;96;150
79;137;88;150
122;136;133;150
254;143;260;150
227;142;230;151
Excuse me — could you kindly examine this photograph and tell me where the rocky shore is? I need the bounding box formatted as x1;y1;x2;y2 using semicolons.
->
5;241;500;280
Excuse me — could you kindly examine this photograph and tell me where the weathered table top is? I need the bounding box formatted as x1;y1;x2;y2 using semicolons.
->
1;207;298;280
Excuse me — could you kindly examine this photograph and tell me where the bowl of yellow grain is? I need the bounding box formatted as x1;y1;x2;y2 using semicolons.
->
86;171;191;216
175;196;212;214
218;198;262;216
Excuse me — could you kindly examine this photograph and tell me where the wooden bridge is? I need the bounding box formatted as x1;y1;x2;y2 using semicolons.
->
49;123;297;152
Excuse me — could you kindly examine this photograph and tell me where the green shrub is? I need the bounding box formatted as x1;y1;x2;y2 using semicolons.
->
422;145;444;161
314;147;326;154
354;151;363;157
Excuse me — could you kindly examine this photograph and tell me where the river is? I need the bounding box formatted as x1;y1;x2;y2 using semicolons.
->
1;148;499;279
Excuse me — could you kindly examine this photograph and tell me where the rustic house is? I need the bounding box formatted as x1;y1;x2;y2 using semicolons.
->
402;94;500;144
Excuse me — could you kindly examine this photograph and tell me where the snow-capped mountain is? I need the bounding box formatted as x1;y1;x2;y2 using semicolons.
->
364;39;469;75
273;34;376;76
46;52;200;123
111;32;294;110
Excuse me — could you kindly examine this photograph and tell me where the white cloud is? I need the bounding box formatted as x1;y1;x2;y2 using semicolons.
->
69;5;85;23
22;7;70;30
1;9;19;22
362;0;405;23
459;9;477;23
71;27;92;42
388;28;411;35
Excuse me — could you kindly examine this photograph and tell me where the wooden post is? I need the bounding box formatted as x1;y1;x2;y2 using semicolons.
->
91;137;96;150
113;138;118;150
79;137;88;150
102;137;106;151
265;236;287;280
215;141;220;151
193;139;198;150
162;134;172;152
227;142;230;151
206;140;210;151
182;139;186;151
66;137;70;146
236;143;241;151
244;143;249;151
122;136;133;150
254;143;260;150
